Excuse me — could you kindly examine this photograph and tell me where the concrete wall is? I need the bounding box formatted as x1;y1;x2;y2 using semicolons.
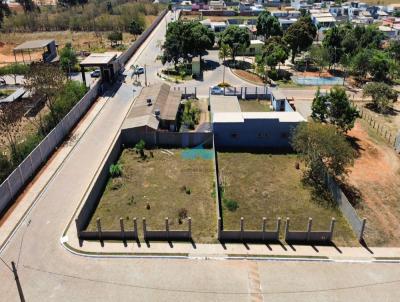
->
218;217;281;242
213;119;298;149
0;80;101;216
78;217;138;241
118;9;168;66
284;217;335;243
121;129;213;149
325;173;366;241
142;217;192;241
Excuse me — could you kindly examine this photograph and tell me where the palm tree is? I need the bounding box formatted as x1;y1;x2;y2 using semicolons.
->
219;43;231;85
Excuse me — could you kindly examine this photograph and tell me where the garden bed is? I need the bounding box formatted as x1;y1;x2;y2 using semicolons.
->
217;152;357;246
239;100;271;112
87;148;217;243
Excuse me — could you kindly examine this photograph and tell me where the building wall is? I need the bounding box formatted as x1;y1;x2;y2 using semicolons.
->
213;119;299;149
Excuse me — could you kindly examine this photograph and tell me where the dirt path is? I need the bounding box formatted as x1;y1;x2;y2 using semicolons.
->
347;122;400;246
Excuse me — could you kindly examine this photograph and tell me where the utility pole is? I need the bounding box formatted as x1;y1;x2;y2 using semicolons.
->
11;261;25;302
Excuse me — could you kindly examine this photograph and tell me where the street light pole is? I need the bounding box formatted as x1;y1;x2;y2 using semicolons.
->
11;261;25;302
144;64;147;86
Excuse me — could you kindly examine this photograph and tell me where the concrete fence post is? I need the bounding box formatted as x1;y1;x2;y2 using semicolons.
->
133;217;138;237
188;217;192;238
359;218;367;242
240;217;244;241
244;87;247;99
194;87;197;98
262;217;266;241
240;87;243;98
165;217;169;240
142;217;147;240
120;217;125;240
276;217;281;240
285;218;290;241
329;217;336;241
307;218;313;241
217;217;222;240
184;87;187;96
96;218;102;242
255;86;258;96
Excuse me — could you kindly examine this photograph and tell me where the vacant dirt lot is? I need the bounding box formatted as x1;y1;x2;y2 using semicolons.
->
217;152;357;246
347;121;400;246
88;148;217;243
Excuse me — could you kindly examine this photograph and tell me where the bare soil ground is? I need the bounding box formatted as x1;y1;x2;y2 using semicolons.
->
87;148;217;243
217;152;357;246
347;121;400;246
358;102;400;134
232;69;264;85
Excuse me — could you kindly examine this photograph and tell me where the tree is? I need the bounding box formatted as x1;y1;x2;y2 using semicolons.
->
0;63;29;85
219;43;231;84
129;19;144;38
24;63;67;128
0;100;26;161
311;87;359;133
108;31;122;47
219;26;250;65
369;50;390;81
262;36;289;72
363;82;398;113
135;139;146;158
59;43;77;77
291;122;355;185
283;16;316;63
351;49;371;80
387;40;400;62
0;0;10;27
322;27;343;66
256;11;282;41
190;21;215;60
309;45;329;75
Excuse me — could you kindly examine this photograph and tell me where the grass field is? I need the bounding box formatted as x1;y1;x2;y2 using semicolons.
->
239;100;271;112
217;152;357;246
87;148;217;243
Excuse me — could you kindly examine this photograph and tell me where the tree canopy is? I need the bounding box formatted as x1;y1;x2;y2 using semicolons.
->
256;11;282;40
60;43;78;75
283;16;316;63
261;37;288;70
0;0;10;27
363;82;398;113
311;87;359;133
219;25;250;63
291;122;355;184
129;19;144;37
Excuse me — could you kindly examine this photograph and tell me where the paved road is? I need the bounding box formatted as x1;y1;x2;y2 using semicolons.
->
1;11;400;302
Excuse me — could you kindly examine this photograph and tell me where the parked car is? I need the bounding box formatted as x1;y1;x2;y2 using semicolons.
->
210;86;224;95
133;66;145;75
90;69;101;78
0;79;6;86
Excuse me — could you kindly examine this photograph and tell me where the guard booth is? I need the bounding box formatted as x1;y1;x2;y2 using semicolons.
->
13;39;58;64
79;52;122;86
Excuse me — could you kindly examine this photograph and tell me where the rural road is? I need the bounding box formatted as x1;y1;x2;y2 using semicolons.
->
1;11;400;302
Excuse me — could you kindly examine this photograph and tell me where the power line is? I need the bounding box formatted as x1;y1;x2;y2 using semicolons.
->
23;264;400;296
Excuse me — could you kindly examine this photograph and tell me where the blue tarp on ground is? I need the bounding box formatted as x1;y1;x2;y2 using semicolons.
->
181;145;214;160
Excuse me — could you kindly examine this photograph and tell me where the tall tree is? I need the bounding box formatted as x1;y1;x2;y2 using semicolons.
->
0;0;10;27
291;122;355;185
283;16;316;63
309;45;330;75
129;19;144;38
60;43;78;77
387;40;400;62
363;82;398;113
24;63;66;127
219;25;250;65
16;0;35;12
256;11;282;41
190;21;215;60
311;86;359;133
322;26;343;66
262;36;288;71
219;43;231;84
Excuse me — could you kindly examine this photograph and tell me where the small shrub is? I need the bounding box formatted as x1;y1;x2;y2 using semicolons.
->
109;163;122;178
224;199;239;212
178;208;188;219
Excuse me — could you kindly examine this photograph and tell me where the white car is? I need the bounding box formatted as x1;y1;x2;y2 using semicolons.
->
210;86;224;95
133;66;145;75
90;69;101;78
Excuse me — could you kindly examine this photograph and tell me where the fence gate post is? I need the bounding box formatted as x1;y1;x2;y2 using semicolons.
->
276;217;281;241
188;217;192;239
255;86;258;97
262;217;266;241
142;217;147;241
96;218;102;242
240;217;244;241
307;217;313;241
194;87;197;98
184;87;187;96
165;217;169;240
240;87;243;99
120;217;125;240
285;218;290;241
359;218;367;242
244;87;247;99
329;217;336;241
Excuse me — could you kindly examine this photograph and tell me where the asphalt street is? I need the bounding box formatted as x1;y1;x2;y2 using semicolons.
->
1;11;400;302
